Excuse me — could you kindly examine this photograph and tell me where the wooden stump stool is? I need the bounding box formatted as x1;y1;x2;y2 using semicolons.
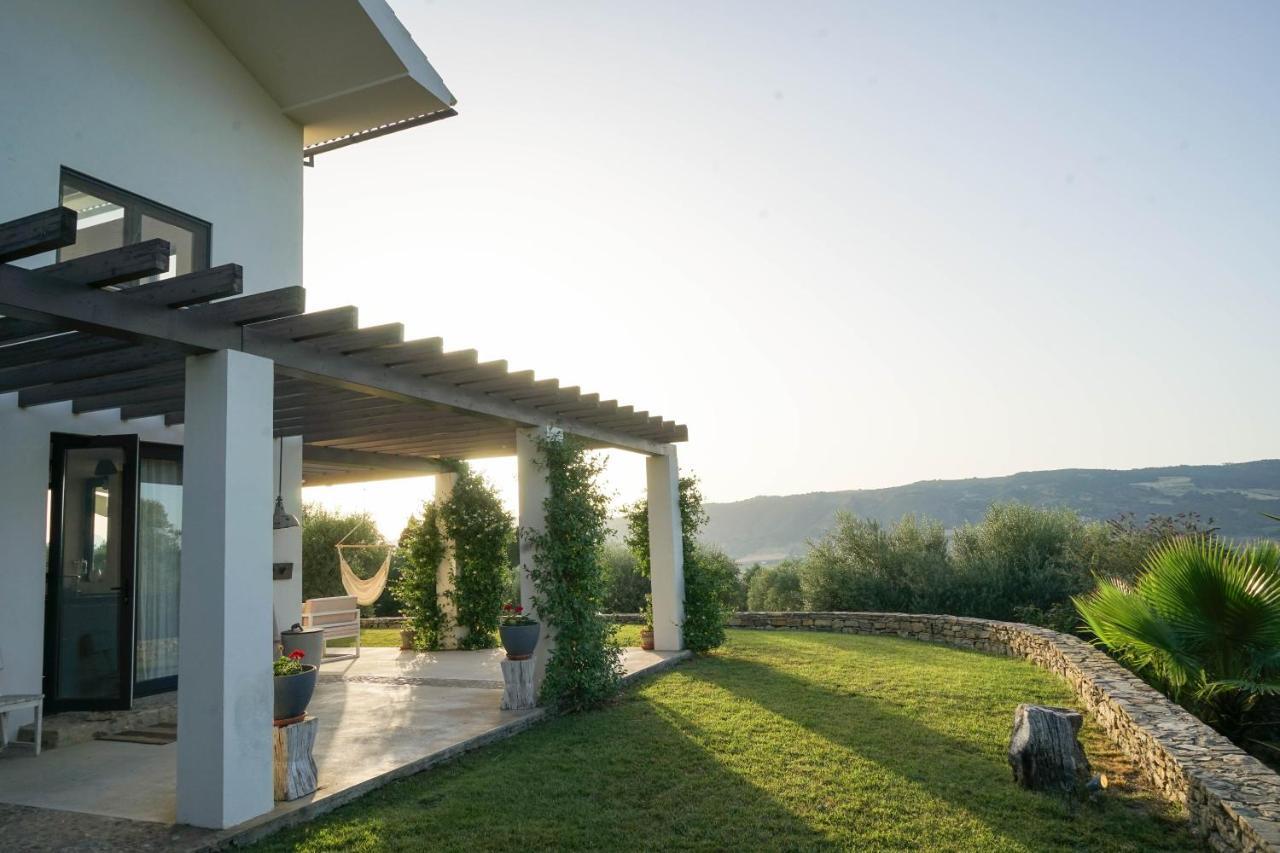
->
273;715;318;801
500;657;537;710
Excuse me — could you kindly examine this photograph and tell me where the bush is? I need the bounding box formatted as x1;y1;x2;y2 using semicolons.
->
1075;537;1280;742
747;561;805;611
601;543;647;613
440;466;514;650
393;501;448;649
300;503;383;605
801;513;949;613
527;434;622;712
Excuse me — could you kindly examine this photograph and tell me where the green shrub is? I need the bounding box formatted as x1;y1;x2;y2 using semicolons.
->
440;466;514;650
949;503;1091;631
747;561;805;611
300;503;383;604
601;543;647;613
527;434;622;712
801;513;949;612
393;501;449;649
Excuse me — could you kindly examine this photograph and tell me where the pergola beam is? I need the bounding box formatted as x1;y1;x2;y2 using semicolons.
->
0;262;682;454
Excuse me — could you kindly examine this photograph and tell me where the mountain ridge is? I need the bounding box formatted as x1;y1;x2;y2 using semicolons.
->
702;460;1280;563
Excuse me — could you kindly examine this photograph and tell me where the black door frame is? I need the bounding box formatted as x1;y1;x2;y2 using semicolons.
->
44;432;140;713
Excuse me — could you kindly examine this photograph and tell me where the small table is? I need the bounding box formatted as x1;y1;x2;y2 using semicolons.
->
273;715;318;801
0;695;43;756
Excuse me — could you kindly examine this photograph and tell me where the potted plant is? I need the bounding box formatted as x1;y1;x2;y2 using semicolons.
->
273;649;317;723
640;593;655;651
399;626;416;650
498;603;539;660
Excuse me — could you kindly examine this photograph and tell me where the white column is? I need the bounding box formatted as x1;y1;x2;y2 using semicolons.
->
0;397;55;730
272;435;303;632
434;471;460;649
177;350;274;829
516;427;556;687
648;447;685;651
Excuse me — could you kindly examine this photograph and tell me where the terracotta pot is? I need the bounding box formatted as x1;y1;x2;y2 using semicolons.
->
399;628;416;650
273;665;317;721
640;628;655;651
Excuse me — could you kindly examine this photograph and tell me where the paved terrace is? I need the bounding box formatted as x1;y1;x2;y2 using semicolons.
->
0;647;688;852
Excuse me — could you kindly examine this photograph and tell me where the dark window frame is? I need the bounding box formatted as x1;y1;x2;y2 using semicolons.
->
57;167;212;272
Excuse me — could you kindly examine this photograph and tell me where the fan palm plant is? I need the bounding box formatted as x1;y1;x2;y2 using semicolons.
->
1074;536;1280;738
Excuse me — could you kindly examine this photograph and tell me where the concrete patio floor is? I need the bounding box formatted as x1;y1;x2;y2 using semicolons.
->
0;646;688;851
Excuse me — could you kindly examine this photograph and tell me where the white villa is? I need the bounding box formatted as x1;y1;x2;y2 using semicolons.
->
0;0;688;834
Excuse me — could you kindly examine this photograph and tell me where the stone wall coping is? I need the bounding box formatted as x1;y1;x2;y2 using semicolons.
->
728;611;1280;852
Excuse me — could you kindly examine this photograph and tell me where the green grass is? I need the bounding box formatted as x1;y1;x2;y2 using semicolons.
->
329;628;402;649
611;623;643;647
251;630;1196;852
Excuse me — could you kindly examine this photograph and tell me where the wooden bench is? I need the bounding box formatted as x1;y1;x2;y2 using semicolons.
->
301;595;361;662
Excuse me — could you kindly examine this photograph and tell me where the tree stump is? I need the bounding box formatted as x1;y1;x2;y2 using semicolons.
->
1007;704;1090;794
273;715;318;801
500;657;537;710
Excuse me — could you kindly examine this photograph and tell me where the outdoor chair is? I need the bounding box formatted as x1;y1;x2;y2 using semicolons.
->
0;648;42;756
301;595;361;662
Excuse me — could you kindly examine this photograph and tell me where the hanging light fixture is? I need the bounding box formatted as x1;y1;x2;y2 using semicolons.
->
272;437;300;530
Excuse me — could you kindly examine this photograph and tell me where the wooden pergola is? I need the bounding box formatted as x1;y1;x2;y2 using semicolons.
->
0;206;688;480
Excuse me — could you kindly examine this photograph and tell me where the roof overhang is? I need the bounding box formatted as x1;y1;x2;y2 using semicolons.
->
186;0;457;156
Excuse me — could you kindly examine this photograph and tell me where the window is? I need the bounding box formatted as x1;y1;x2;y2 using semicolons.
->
58;168;210;283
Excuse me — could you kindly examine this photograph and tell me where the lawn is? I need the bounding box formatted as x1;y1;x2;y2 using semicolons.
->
252;630;1197;852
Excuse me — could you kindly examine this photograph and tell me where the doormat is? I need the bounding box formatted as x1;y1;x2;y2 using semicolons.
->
95;723;177;745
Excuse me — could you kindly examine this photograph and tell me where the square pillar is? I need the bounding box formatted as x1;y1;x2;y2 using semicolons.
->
177;350;274;828
516;427;557;687
434;471;461;649
272;435;303;632
647;447;685;651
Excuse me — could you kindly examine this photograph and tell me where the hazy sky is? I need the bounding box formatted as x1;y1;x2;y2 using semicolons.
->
302;1;1280;538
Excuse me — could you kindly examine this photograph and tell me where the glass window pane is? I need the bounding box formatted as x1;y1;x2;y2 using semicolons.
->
141;214;195;280
59;187;125;263
136;455;183;686
55;447;126;700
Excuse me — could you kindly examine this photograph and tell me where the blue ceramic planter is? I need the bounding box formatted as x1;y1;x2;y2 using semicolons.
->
499;622;540;660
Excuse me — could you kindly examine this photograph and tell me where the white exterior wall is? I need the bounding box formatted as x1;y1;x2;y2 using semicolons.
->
0;0;303;293
0;1;307;721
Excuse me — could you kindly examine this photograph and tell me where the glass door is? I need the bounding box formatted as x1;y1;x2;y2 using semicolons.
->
44;434;139;712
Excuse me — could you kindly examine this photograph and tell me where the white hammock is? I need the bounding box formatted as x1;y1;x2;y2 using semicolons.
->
336;543;393;606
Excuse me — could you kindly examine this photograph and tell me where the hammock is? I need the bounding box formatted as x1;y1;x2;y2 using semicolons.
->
336;543;394;606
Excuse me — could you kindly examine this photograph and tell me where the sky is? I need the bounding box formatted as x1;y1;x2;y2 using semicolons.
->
301;1;1280;539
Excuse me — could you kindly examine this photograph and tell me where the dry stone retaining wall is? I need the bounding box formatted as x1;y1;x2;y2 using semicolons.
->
729;611;1280;853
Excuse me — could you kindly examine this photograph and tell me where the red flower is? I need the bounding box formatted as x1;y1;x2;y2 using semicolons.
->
514;605;524;614
503;603;513;612
289;649;305;660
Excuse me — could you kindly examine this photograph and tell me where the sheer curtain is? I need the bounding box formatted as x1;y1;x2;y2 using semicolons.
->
136;455;182;687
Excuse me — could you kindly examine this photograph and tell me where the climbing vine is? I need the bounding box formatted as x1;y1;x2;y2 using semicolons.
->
526;432;622;711
393;500;449;650
440;465;513;650
624;473;727;653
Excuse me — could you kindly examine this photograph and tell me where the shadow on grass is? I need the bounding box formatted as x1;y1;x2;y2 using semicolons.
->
683;647;1194;852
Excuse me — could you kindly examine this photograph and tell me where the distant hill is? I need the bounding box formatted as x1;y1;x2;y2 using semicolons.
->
702;460;1280;563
